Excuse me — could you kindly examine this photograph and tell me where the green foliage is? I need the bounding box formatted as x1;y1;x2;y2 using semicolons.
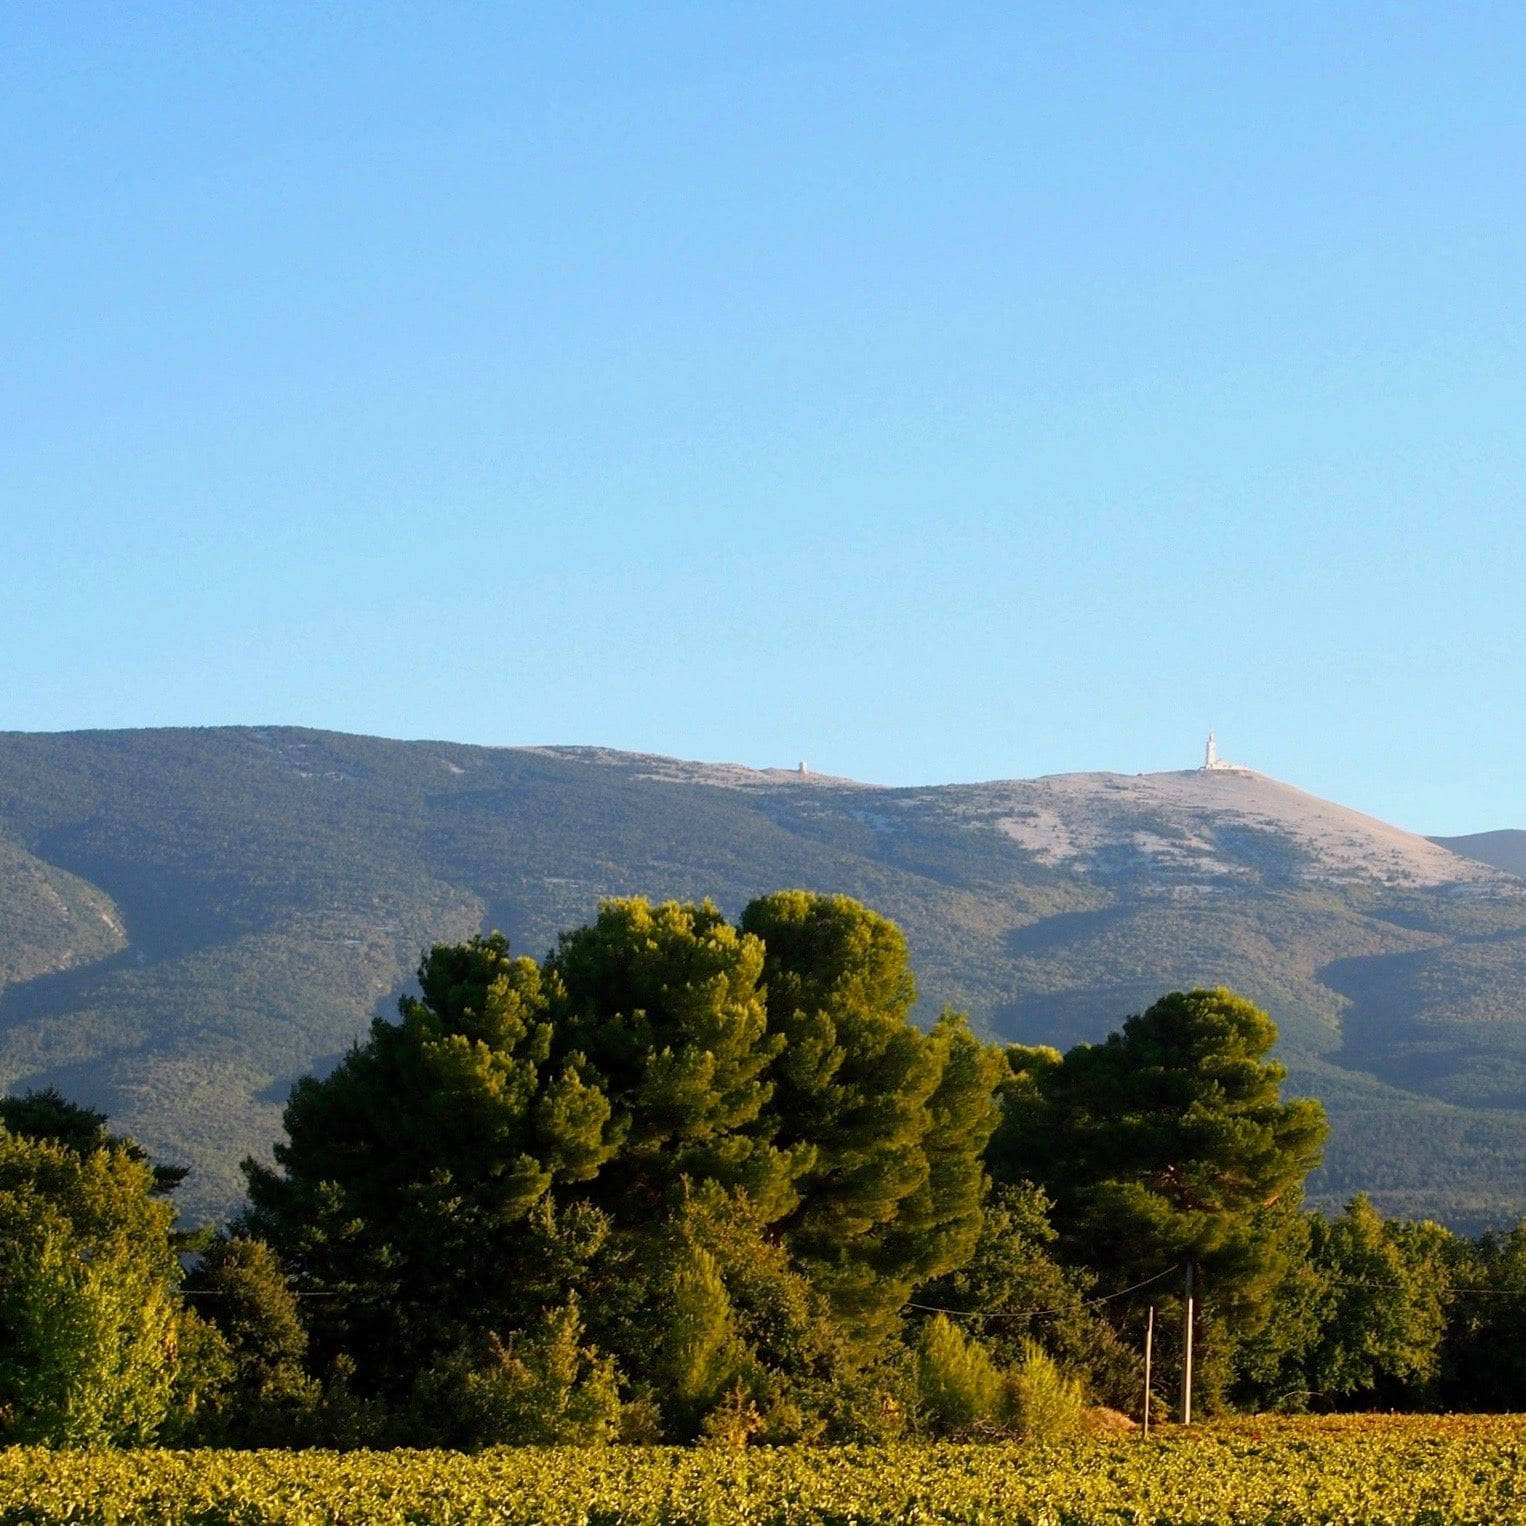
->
887;1013;1006;1296
187;1238;307;1385
915;1182;1140;1410
742;892;1001;1338
293;1355;392;1451
161;1309;235;1445
0;1087;188;1199
1005;1339;1084;1442
1230;1208;1329;1410
1234;1197;1465;1412
991;988;1328;1401
5;1419;1526;1523
632;1185;848;1442
180;1236;316;1444
0;1127;181;1446
0;1088;118;1157
239;932;619;1387
598;1183;853;1443
1300;1195;1449;1403
5;726;1526;1233
997;987;1329;1238
420;1298;623;1448
914;1318;1083;1442
915;1315;1004;1435
1437;1220;1526;1409
15;874;1526;1447
240;895;1004;1440
697;1385;765;1449
659;1241;747;1433
548;898;805;1222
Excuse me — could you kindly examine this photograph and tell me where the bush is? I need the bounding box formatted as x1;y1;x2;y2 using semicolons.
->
916;1315;1004;1435
699;1384;765;1448
178;1236;317;1445
418;1299;623;1448
1006;1339;1084;1442
0;1129;181;1446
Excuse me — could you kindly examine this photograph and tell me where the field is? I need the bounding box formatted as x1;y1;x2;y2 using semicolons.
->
2;1417;1523;1524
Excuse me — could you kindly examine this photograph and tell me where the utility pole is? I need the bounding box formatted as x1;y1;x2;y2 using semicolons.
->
1142;1304;1154;1438
1181;1263;1195;1426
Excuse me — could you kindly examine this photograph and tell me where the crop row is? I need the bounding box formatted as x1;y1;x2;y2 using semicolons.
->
2;1417;1524;1525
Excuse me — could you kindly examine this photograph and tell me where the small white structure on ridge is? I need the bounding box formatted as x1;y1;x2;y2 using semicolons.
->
1201;730;1245;771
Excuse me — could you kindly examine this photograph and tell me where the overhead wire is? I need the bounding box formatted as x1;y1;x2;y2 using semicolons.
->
905;1262;1182;1321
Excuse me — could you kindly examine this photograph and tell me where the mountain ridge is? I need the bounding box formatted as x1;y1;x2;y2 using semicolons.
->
0;725;1522;1229
1431;829;1526;882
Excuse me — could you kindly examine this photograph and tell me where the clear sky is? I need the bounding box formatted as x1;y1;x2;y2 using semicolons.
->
4;3;1522;835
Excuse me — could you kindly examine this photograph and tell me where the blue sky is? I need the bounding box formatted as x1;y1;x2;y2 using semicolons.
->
4;3;1522;834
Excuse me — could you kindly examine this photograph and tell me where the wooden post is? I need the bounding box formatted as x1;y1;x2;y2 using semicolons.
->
1142;1304;1154;1438
1181;1262;1195;1427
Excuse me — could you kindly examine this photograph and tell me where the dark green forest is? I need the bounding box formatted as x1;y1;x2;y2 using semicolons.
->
4;893;1523;1449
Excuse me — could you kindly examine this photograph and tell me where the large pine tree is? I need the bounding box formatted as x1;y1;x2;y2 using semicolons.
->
241;892;1005;1435
742;892;1001;1337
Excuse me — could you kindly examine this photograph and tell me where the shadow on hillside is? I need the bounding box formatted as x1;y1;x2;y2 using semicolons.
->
253;1049;351;1106
1319;949;1526;1111
1;1053;134;1127
249;952;430;1108
1003;905;1131;958
0;946;141;1035
989;979;1167;1053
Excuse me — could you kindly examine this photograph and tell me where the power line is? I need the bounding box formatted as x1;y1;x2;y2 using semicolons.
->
906;1263;1182;1322
180;1288;345;1299
177;1265;1526;1310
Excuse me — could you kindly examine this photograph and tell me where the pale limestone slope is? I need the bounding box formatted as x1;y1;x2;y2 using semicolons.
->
566;749;1508;893
964;769;1503;889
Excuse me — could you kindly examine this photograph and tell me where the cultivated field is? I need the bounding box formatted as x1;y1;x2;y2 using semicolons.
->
2;1416;1523;1524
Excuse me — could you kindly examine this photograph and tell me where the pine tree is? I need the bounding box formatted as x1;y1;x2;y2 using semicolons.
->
548;899;809;1224
240;932;620;1389
661;1240;747;1436
915;1315;1003;1435
741;892;1001;1337
430;1296;624;1447
991;989;1327;1334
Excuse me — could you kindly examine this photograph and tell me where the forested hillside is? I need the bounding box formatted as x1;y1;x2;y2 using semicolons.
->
1433;829;1526;881
1;726;1523;1226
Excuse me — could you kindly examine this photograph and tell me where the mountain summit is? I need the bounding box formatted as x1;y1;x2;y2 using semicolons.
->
0;726;1522;1227
912;764;1497;888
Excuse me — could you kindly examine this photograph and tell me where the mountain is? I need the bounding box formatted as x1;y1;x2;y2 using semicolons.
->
1;726;1523;1230
1433;830;1526;882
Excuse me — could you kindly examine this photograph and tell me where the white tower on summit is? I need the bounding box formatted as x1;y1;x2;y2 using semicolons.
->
1201;730;1243;771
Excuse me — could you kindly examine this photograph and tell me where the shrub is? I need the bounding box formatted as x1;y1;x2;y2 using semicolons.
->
916;1315;1004;1435
430;1299;623;1448
1006;1338;1084;1442
0;1130;181;1446
699;1384;765;1448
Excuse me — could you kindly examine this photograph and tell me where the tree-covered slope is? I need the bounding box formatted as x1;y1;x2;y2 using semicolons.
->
1;726;1523;1228
0;833;126;992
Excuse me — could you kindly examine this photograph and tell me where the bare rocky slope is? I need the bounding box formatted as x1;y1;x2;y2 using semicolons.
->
0;727;1522;1229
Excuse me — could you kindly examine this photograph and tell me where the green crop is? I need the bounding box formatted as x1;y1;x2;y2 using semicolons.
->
1;1416;1522;1524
